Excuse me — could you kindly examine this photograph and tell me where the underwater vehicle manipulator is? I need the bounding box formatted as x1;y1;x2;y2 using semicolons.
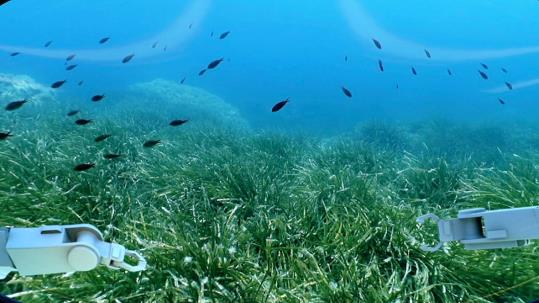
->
0;224;146;280
417;206;539;252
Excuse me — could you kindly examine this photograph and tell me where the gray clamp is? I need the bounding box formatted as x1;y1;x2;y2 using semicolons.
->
0;224;146;279
417;206;539;251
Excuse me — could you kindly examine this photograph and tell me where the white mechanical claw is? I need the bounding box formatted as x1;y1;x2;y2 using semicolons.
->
417;206;539;252
0;224;146;279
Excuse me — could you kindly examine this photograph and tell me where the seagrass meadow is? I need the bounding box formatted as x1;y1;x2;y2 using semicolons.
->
2;83;539;302
3;0;539;302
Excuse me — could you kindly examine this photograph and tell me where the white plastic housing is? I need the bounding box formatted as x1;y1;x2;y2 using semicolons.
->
5;225;103;276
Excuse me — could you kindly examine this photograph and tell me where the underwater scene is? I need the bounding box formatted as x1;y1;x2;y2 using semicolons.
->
2;0;539;302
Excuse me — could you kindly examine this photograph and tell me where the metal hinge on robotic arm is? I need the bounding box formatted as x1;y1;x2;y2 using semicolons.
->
0;224;146;279
417;206;539;252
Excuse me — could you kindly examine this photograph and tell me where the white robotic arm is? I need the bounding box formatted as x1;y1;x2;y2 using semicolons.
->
0;224;146;279
417;206;539;252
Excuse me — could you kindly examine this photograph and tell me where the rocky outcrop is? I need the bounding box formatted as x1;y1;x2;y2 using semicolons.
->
0;75;248;131
0;74;55;106
116;79;249;130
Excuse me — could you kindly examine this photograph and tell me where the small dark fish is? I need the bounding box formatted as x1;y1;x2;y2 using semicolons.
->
163;46;167;51
122;54;135;63
78;80;84;86
505;82;513;90
10;52;20;57
272;98;289;112
5;100;27;111
424;49;431;58
44;41;53;48
199;69;207;76
344;55;348;62
447;69;452;76
0;132;12;140
66;54;76;61
498;98;505;105
189;23;193;29
169;119;189;126
396;83;399;89
152;41;158;48
180;77;186;84
501;67;508;73
207;58;224;69
74;163;95;171
75;119;92;125
143;140;161;148
372;38;382;49
219;31;231;40
104;153;122;160
66;64;77;71
210;31;214;37
91;94;105;102
51;80;67;88
94;134;112;142
378;59;384;72
478;70;488;80
99;37;110;44
342;87;352;98
411;67;417;75
67;110;80;117
480;63;488;70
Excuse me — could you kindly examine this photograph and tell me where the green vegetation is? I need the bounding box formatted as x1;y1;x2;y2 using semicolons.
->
2;108;539;302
